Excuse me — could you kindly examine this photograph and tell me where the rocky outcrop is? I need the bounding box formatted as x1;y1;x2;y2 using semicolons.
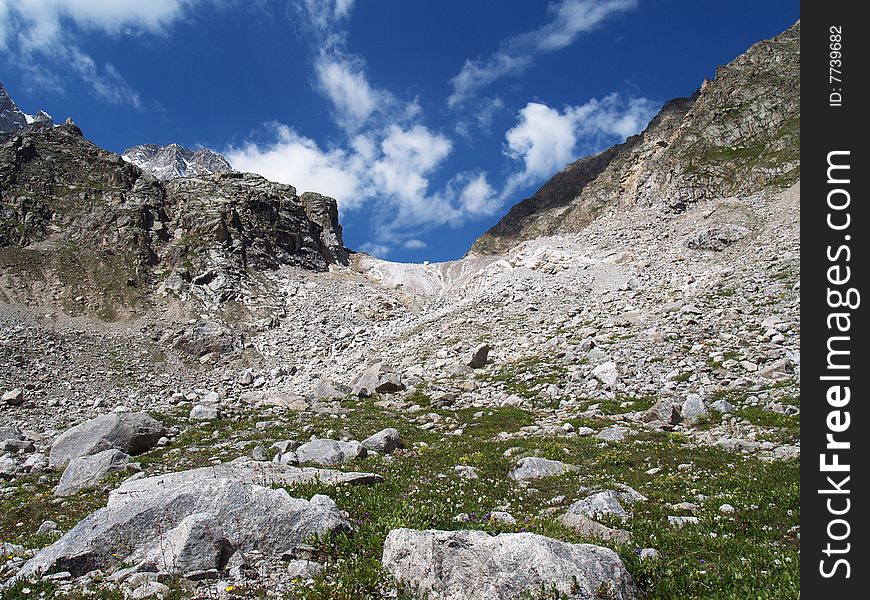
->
122;143;232;180
0;123;349;315
472;21;799;254
382;528;638;600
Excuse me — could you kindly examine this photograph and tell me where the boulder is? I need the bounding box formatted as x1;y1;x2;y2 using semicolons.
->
642;400;682;425
49;412;166;468
2;388;24;406
591;362;619;387
115;458;383;490
382;528;638;600
680;395;708;424
361;428;400;454
595;426;629;442
19;473;352;578
559;513;632;545
313;380;350;400
508;457;576;481
466;344;490;369
351;363;406;397
564;491;630;520
189;405;221;421
55;449;130;497
295;439;366;466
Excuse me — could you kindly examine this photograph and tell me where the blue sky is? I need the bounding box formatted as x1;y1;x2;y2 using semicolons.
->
1;0;798;263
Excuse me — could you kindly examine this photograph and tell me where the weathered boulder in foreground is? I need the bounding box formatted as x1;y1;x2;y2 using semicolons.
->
19;463;364;578
54;449;130;496
49;412;166;468
382;528;638;600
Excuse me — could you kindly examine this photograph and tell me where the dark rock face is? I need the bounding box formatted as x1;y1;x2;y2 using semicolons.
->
471;22;799;255
122;143;233;180
1;82;53;134
0;123;348;313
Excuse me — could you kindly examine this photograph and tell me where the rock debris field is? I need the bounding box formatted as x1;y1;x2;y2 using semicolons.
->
1;183;800;599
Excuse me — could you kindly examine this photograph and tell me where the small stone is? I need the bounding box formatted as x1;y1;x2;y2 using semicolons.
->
189;404;221;420
719;503;736;514
2;388;24;406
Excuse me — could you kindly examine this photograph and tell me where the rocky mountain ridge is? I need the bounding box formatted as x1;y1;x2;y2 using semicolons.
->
0;82;52;134
122;143;233;180
1;120;347;323
472;21;799;255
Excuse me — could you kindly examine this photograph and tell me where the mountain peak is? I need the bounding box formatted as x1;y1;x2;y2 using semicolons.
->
122;142;233;180
1;81;54;134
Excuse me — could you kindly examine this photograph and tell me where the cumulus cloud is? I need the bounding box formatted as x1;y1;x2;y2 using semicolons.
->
448;0;638;107
225;124;367;209
402;239;427;250
503;93;659;191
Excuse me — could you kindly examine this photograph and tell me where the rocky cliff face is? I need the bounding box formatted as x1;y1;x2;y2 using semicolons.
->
472;21;799;255
0;82;52;134
122;143;233;179
0;122;347;317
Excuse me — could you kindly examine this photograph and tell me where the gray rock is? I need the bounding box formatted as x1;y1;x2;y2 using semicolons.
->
0;426;24;441
22;453;48;474
466;344;491;369
559;512;632;545
351;363;406;397
131;512;233;575
129;582;171;599
115;458;383;489
454;465;479;480
55;449;130;496
508;457;576;481
189;404;221;421
709;399;735;413
2;388;24;406
667;516;700;528
642;400;681;425
49;412;167;468
36;521;60;536
20;475;350;578
565;491;630;520
295;439;367;466
684;225;749;251
361;428;400;454
680;395;708;424
382;528;638;600
313;380;350;400
592;362;619;387
595;426;629;442
488;511;516;524
286;559;323;580
0;455;17;478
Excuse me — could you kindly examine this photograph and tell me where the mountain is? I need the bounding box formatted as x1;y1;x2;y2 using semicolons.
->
122;143;233;180
471;21;799;255
0;120;347;319
0;82;53;134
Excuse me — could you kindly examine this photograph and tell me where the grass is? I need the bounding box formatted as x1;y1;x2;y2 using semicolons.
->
1;391;800;599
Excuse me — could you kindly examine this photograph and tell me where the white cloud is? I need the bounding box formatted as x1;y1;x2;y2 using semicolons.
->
458;172;499;216
505;103;578;180
402;239;427;250
0;0;209;107
448;0;638;106
314;55;383;133
225;124;367;209
503;94;659;189
359;242;391;258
